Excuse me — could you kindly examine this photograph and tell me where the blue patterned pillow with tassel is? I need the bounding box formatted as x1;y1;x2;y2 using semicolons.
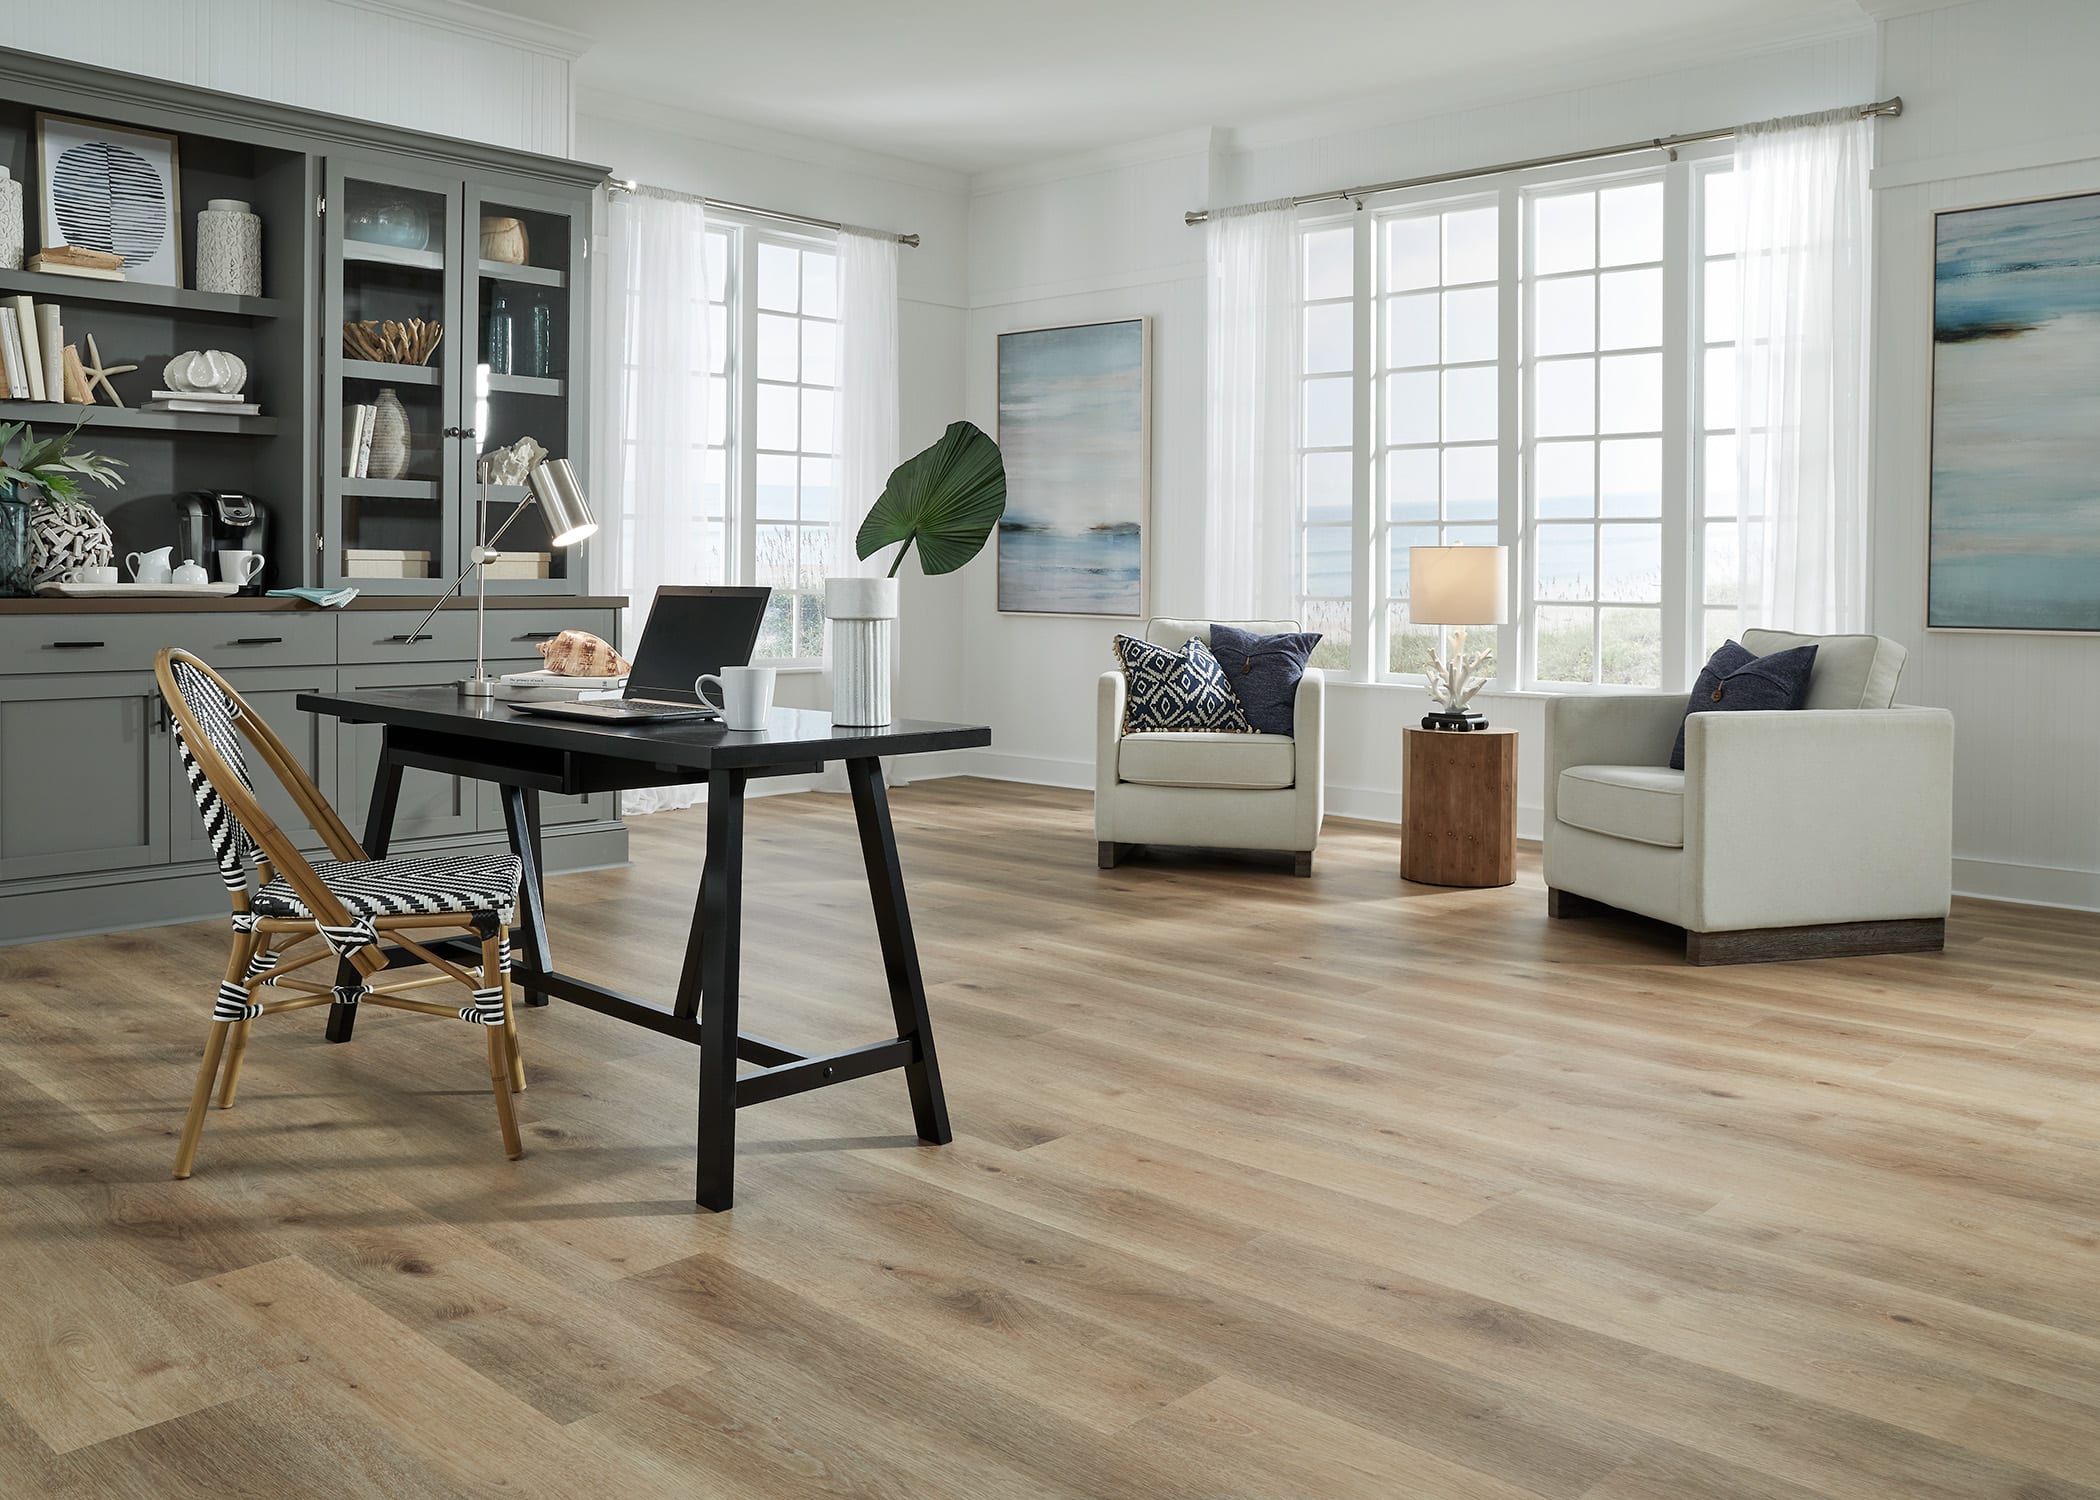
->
1113;635;1253;734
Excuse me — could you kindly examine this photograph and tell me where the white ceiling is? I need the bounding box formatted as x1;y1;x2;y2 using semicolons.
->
472;0;1871;175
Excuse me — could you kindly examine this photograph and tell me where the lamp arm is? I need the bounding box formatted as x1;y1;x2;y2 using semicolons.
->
401;497;535;644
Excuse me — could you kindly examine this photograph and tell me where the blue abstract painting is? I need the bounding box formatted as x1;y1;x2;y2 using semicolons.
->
997;320;1147;616
1930;190;2100;631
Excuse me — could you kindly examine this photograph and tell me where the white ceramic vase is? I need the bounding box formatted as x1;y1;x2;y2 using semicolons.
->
824;575;897;727
0;167;21;272
368;388;410;480
195;198;262;297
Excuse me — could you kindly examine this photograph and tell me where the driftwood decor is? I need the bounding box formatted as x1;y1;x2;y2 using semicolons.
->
342;317;442;366
479;215;528;265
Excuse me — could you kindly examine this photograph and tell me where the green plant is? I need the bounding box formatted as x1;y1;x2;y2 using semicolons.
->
854;420;1007;578
0;415;126;510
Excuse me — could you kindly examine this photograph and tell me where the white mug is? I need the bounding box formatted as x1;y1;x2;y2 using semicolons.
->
62;564;118;585
126;546;173;584
695;665;776;731
218;549;267;586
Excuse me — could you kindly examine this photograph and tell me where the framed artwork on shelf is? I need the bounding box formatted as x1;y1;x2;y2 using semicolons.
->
996;317;1148;617
1928;188;2100;633
36;112;184;288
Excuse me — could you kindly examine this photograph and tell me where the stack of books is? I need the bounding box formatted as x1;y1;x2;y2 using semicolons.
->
27;247;124;281
143;389;260;416
343;402;380;477
0;294;66;403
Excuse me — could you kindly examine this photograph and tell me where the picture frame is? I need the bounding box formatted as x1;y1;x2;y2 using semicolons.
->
36;111;184;287
995;317;1150;618
1926;186;2100;635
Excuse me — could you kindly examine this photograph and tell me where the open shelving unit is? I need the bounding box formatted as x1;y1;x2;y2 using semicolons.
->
0;267;282;320
0;399;278;435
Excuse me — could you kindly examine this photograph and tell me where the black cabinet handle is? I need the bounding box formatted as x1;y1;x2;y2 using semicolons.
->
385;633;433;644
515;630;560;641
234;636;283;645
49;640;105;649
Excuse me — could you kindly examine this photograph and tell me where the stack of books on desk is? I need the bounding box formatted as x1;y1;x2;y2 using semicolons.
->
496;668;627;702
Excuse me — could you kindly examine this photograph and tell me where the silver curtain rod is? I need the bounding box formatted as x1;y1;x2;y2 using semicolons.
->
1184;96;1902;225
606;177;920;248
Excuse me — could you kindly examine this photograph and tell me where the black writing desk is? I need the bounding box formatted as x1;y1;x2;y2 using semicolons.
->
295;687;991;1210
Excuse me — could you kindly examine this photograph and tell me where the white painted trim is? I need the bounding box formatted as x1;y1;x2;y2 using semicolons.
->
968;126;1218;197
575;87;971;196
1870;135;2100;192
968;263;1204;313
1953;857;2100;913
346;0;593;59
1854;0;1970;19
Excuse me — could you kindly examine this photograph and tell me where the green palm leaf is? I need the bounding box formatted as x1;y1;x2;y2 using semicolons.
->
855;420;1007;578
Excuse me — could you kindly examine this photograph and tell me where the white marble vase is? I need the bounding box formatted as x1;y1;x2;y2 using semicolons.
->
824;575;897;727
195;198;262;297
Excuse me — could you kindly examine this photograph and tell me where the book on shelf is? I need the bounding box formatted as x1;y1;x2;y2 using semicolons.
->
26;255;125;282
0;308;25;399
342;403;368;477
9;296;44;402
144;400;261;415
354;404;376;477
151;388;246;403
34;305;61;403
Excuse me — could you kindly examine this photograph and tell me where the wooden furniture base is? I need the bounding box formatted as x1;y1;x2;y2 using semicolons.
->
1401;726;1517;888
1548;887;1947;965
1099;841;1312;877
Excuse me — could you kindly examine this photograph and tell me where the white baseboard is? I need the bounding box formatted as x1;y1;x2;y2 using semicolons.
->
1953;856;2100;913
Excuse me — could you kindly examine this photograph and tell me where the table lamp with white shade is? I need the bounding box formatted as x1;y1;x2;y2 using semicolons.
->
1410;544;1508;731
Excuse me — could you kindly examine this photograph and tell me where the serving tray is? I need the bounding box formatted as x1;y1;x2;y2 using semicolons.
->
34;582;243;598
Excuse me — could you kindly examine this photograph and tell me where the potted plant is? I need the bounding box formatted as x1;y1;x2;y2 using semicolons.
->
0;417;126;594
827;420;1006;727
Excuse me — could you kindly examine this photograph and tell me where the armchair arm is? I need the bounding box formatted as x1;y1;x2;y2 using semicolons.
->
1543;692;1685;826
1682;707;1954;930
1292;668;1325;843
1097;669;1127;805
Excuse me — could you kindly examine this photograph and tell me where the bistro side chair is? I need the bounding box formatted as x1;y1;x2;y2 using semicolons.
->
155;647;528;1178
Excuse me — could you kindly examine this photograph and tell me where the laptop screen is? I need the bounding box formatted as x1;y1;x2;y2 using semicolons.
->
624;587;771;703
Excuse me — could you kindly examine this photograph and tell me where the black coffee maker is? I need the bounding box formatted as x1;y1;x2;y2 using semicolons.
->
174;492;269;592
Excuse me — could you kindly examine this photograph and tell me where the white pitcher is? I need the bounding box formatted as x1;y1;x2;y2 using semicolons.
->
126;546;173;584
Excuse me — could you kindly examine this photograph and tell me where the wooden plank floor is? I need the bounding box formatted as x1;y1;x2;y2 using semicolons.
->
3;777;2099;1498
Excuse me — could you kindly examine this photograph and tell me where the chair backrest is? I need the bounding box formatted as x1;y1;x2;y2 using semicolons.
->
1740;628;1905;710
156;649;363;901
1144;617;1302;648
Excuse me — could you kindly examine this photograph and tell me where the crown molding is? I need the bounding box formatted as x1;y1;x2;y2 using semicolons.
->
1852;0;1971;18
1221;10;1874;156
968;127;1219;197
343;0;594;60
576;87;970;196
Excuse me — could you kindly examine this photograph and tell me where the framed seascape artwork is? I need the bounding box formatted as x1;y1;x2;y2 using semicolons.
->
1929;188;2100;632
36;113;184;288
996;318;1148;617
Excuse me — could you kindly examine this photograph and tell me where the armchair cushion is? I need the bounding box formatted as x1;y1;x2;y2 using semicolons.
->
1208;623;1322;734
1112;634;1252;734
1120;732;1296;790
1741;629;1905;710
1670;639;1818;770
1557;765;1686;848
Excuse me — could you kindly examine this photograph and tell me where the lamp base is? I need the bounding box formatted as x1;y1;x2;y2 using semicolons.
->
1421;709;1488;732
462;674;498;698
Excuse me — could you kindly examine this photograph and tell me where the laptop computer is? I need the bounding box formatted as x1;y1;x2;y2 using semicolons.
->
507;586;770;725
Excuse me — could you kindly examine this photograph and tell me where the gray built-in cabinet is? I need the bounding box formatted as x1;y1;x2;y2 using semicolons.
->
0;49;626;944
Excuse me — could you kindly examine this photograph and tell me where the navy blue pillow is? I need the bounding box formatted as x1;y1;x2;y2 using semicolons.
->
1208;624;1323;735
1670;639;1819;769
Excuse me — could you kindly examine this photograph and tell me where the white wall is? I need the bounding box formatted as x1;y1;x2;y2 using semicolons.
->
1;0;581;156
1870;0;2100;908
957;34;1878;836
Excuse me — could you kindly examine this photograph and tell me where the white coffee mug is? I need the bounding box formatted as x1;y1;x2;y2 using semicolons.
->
62;564;118;585
695;665;776;731
126;546;173;584
218;550;267;586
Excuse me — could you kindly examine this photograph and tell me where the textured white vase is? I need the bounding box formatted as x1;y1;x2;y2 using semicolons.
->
0;167;21;271
195;198;262;296
825;575;897;727
368;388;410;480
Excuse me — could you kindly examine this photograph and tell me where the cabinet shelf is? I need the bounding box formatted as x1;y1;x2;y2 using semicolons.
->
344;241;444;272
479;259;565;289
0;399;277;435
343;358;441;386
482;372;565;398
0;267;282;320
332;476;440;500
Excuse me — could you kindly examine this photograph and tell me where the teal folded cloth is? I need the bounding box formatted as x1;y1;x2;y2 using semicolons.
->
265;586;360;608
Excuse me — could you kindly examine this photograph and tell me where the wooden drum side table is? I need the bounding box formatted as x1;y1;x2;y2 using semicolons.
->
1401;726;1518;887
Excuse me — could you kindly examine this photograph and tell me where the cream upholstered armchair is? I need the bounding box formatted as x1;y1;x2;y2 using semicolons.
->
1097;618;1325;876
1544;629;1954;964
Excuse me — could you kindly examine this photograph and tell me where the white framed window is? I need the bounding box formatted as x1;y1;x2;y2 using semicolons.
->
1694;163;1757;655
1295;221;1356;670
1375;196;1502;679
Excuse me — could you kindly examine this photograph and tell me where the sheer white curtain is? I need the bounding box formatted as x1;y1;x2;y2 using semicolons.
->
1204;200;1299;620
591;187;713;814
821;229;901;791
1733;107;1872;634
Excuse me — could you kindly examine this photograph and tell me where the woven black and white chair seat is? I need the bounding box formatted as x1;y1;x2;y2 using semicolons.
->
252;851;522;923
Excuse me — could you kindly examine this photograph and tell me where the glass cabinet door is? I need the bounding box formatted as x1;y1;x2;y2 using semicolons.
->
321;158;467;593
463;180;589;593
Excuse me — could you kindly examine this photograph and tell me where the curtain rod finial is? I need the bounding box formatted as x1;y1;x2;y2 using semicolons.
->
1185;209;1210;226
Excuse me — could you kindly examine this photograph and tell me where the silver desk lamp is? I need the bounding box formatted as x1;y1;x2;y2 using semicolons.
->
406;455;600;697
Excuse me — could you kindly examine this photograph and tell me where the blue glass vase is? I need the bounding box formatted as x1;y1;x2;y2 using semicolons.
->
0;482;31;597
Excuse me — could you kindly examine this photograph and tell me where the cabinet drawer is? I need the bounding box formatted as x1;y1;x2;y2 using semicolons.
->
336;610;480;664
158;613;335;669
0;612;333;675
481;607;621;659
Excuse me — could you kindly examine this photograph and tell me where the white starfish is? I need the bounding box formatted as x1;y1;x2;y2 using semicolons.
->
81;334;139;408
